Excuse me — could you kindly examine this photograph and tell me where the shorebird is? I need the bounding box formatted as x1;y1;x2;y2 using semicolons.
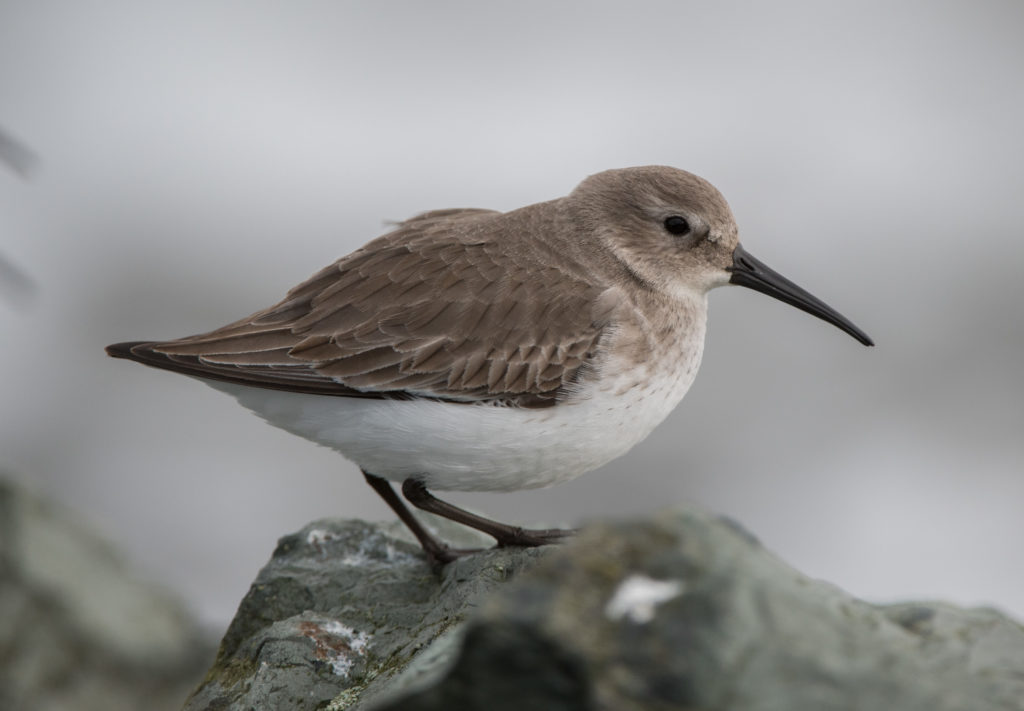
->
107;166;873;563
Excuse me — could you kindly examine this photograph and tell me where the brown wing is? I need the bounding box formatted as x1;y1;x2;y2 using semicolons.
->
108;207;615;407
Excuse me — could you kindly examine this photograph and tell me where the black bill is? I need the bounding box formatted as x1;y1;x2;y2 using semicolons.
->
727;243;874;346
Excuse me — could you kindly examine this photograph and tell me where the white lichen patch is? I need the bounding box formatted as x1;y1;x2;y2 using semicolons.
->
323;621;371;653
605;574;686;624
306;528;338;548
299;619;373;677
305;528;417;566
338;537;417;567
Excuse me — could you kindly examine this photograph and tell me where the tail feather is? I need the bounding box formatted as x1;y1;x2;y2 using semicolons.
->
105;341;152;360
103;339;417;400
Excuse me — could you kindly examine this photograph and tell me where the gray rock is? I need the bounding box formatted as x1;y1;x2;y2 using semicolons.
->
0;478;214;711
379;509;1024;711
182;517;548;710
186;507;1024;711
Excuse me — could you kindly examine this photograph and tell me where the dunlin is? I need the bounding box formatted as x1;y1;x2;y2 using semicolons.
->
107;166;872;563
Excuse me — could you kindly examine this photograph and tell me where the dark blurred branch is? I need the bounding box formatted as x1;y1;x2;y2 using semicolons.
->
0;126;39;179
1;126;38;305
0;254;35;303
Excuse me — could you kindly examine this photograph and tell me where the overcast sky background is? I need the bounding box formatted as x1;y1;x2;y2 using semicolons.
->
1;1;1022;628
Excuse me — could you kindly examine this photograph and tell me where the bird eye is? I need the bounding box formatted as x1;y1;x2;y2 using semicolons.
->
663;215;691;236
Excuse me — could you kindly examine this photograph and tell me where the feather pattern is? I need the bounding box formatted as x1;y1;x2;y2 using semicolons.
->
111;204;620;407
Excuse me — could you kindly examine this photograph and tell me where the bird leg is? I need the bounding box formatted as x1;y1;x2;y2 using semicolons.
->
401;478;576;548
361;471;480;565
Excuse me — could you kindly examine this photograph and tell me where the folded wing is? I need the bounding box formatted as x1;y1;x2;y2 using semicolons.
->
109;208;615;408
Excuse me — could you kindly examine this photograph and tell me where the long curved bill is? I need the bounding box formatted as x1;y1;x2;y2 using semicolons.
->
727;244;874;346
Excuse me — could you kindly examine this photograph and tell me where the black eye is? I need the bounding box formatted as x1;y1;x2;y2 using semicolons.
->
663;215;691;236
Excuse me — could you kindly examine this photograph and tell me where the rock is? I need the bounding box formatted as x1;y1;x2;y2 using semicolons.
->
379;509;1024;711
186;507;1024;711
182;517;548;710
0;478;214;711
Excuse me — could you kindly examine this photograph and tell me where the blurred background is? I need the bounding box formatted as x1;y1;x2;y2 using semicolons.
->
1;1;1021;630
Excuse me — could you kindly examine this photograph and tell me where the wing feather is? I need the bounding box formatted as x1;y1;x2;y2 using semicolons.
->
111;206;615;407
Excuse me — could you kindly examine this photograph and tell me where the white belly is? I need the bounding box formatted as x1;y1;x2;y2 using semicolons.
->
208;345;703;492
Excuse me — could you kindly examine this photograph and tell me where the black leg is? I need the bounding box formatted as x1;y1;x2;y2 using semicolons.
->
401;478;576;548
361;471;481;565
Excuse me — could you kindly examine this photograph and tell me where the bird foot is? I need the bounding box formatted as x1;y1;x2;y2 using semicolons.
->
494;526;577;548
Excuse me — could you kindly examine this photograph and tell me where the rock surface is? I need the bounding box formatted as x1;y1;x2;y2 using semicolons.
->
381;511;1024;711
182;517;545;710
185;507;1024;711
0;478;214;711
